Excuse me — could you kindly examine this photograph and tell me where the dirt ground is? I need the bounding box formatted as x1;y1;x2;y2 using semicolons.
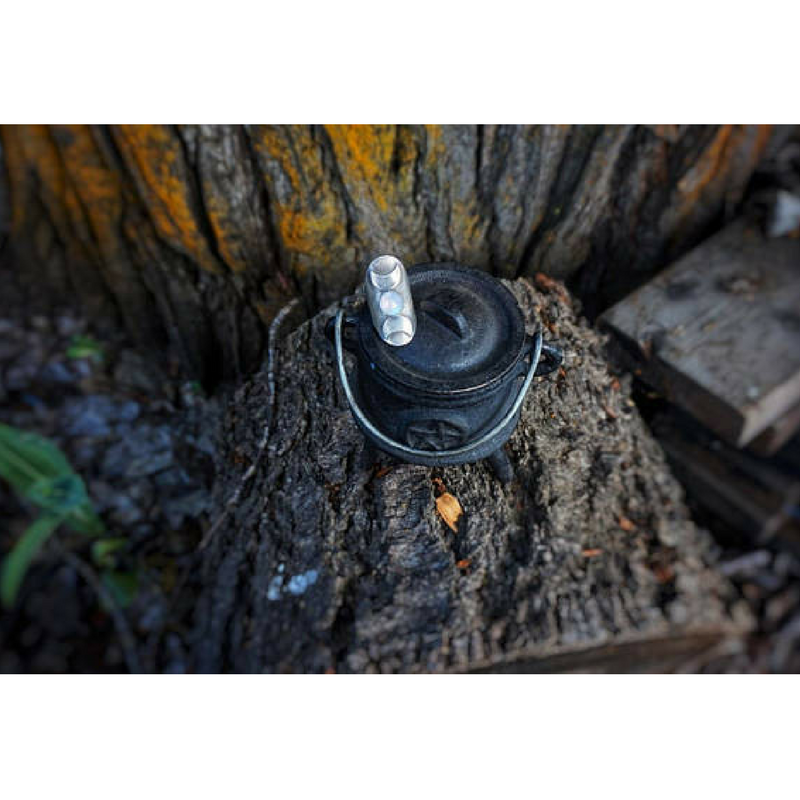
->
0;266;221;672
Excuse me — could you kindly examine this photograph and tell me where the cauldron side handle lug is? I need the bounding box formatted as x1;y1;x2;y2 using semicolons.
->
534;340;563;378
486;447;514;484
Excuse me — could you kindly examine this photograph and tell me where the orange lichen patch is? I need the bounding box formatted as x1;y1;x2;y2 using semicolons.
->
195;127;257;275
677;125;735;201
7;126;84;248
0;127;30;231
50;125;125;259
421;125;490;259
251;125;349;271
203;200;245;273
677;126;774;211
325;125;394;210
256;125;303;194
324;124;426;253
113;125;221;274
279;210;320;256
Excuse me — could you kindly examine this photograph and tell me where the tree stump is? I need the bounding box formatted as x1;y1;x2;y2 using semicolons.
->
191;277;749;673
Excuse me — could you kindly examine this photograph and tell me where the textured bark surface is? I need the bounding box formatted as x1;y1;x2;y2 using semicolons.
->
191;277;748;673
0;125;786;383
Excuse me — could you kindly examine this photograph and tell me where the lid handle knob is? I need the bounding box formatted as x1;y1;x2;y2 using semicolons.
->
365;255;417;347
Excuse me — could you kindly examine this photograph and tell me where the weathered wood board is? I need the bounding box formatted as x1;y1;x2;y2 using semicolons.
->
654;411;800;542
601;219;800;447
749;400;800;457
190;277;750;673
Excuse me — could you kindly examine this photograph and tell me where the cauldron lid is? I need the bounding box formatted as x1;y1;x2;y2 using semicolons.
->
359;263;526;394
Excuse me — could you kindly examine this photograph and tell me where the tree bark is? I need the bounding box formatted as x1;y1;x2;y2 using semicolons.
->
0;125;786;384
190;277;748;673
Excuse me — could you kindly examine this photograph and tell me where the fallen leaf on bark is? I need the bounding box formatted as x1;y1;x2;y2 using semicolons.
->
533;272;570;304
618;515;636;532
436;493;463;532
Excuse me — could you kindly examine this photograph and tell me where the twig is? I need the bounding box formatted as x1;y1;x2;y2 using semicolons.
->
718;550;772;578
59;547;142;674
200;297;300;549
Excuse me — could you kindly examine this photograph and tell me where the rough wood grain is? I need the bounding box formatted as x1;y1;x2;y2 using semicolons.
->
190;277;749;673
654;411;800;540
601;218;800;446
749;401;800;457
1;125;786;381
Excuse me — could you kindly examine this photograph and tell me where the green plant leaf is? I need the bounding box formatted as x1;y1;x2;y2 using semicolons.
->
0;424;104;536
91;538;128;569
27;474;86;514
101;570;139;609
0;423;73;495
1;514;64;608
65;505;105;537
66;334;104;362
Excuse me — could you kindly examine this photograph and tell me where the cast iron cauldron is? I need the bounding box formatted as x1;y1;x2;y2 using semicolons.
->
328;257;563;482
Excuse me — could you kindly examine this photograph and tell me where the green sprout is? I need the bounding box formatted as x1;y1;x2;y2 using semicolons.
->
66;334;105;363
0;423;105;608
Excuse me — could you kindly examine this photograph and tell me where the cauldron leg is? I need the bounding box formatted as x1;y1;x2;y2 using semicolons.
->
486;447;514;483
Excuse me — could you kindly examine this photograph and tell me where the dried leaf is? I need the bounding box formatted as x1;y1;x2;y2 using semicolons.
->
618;515;636;532
456;559;471;570
653;564;675;584
534;272;570;305
374;465;393;479
436;493;463;533
432;477;446;496
582;548;602;558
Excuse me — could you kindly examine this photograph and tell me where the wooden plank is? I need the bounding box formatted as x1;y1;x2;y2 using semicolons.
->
601;219;800;446
653;412;800;541
748;400;800;457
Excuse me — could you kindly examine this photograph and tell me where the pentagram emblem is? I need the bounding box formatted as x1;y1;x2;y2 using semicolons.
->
405;419;466;451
